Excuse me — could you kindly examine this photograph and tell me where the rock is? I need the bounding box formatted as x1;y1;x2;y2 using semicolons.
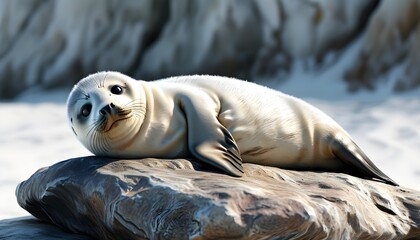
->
138;0;264;80
0;0;378;98
344;0;420;92
140;0;378;80
0;216;93;239
16;156;420;239
0;0;167;98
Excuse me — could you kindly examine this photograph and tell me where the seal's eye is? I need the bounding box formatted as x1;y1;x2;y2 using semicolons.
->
111;85;123;95
81;104;92;117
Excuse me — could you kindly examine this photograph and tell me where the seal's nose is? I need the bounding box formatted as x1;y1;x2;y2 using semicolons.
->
100;103;115;116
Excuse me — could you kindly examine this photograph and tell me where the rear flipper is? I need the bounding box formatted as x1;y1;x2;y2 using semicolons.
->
330;135;398;186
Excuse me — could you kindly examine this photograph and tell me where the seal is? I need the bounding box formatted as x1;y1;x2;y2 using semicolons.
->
67;71;397;185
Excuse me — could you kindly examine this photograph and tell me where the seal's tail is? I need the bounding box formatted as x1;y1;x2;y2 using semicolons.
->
330;135;398;186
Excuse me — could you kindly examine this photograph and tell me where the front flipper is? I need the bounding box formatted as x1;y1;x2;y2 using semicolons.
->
331;135;398;186
179;94;244;177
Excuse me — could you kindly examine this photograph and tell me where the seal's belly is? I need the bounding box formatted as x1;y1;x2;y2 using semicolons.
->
232;126;306;167
232;125;332;168
218;100;329;167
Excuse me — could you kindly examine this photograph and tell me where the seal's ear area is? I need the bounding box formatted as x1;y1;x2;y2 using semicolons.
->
330;136;398;186
179;94;244;177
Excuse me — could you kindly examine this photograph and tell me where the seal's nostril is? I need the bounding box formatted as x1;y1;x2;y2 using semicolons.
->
110;102;115;108
100;104;112;115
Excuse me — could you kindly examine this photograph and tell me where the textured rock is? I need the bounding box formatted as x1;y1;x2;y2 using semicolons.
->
6;0;420;96
0;216;93;239
0;0;378;98
0;0;167;98
141;0;377;80
138;0;264;79
345;0;420;92
16;156;420;240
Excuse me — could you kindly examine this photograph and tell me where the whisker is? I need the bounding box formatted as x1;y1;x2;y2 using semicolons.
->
102;73;108;88
117;99;146;118
84;98;146;155
93;76;101;89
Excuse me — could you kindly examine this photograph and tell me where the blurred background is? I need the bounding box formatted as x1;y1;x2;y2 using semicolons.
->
0;0;420;97
1;0;420;218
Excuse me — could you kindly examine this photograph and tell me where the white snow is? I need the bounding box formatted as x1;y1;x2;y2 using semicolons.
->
0;89;90;219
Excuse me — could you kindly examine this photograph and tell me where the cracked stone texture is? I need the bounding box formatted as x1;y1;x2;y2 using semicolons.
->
14;156;420;239
0;216;93;240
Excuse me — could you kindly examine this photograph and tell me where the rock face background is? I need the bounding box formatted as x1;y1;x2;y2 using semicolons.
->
2;0;420;98
16;157;420;239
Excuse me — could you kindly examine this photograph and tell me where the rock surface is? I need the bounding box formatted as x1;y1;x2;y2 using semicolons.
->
0;0;379;98
345;0;420;92
0;216;93;239
0;0;167;98
16;156;420;239
3;0;420;97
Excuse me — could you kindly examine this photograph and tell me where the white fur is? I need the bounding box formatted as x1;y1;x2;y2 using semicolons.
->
67;72;347;169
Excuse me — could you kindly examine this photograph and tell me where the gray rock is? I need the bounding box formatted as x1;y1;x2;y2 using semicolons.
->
0;0;167;98
0;0;378;98
16;156;420;239
344;0;420;92
0;216;93;239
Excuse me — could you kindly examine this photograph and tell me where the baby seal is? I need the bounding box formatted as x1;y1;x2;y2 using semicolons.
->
67;71;397;185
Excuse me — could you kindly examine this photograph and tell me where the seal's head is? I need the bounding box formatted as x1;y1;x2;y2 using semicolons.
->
67;71;146;156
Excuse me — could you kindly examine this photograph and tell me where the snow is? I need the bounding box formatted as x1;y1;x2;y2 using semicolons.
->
0;89;90;219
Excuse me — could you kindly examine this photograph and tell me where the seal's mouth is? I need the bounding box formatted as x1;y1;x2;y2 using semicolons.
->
93;103;140;134
104;116;132;133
